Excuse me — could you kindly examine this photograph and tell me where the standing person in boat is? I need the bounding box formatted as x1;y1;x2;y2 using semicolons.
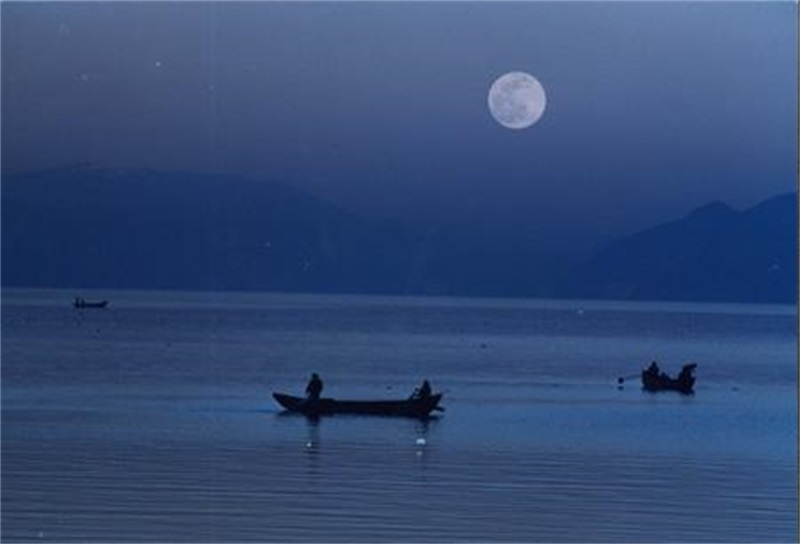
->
306;372;324;401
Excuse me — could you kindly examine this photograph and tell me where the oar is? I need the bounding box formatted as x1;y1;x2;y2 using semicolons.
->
617;373;639;384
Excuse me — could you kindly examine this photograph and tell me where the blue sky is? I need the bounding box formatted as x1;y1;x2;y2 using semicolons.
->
2;1;796;254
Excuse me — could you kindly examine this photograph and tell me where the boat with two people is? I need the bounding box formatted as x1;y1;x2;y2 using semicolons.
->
640;361;697;394
273;375;444;418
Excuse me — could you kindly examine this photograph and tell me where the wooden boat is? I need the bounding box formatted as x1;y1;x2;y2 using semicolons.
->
641;363;696;394
73;298;109;309
273;392;444;418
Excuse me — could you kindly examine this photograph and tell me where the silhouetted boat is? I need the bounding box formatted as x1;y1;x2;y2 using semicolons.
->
272;392;444;418
641;363;696;394
73;298;109;309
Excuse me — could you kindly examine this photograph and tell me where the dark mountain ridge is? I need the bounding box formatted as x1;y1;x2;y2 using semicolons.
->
2;167;570;297
1;168;417;293
2;167;796;303
565;192;797;303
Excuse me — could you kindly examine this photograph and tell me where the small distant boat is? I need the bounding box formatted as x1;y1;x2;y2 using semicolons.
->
641;363;696;394
73;298;109;309
273;392;444;418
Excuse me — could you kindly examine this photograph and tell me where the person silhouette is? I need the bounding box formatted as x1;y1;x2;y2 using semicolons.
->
418;380;432;398
305;372;323;401
411;379;432;400
679;363;697;381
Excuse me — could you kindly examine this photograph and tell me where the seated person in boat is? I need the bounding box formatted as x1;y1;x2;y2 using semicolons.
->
644;361;660;379
305;372;323;401
411;379;432;400
678;363;697;381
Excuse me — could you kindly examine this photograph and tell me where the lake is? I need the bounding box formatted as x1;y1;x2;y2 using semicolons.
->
1;289;796;542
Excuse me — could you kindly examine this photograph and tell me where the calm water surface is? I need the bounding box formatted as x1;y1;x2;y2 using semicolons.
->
2;289;797;542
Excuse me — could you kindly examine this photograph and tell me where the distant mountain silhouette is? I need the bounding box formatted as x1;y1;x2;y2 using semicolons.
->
563;193;797;303
1;167;568;297
2;167;795;303
1;168;419;293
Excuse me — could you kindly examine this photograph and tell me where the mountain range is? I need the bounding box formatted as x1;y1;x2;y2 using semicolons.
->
2;167;796;303
567;194;796;303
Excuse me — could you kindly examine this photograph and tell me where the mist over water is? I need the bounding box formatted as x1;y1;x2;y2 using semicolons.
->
2;289;796;542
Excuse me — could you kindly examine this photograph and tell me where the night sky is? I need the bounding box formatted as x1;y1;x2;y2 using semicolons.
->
2;1;796;256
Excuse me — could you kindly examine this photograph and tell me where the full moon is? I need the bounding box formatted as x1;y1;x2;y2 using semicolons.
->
487;72;546;130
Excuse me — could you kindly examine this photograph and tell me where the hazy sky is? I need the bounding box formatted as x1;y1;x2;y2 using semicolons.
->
2;1;797;254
